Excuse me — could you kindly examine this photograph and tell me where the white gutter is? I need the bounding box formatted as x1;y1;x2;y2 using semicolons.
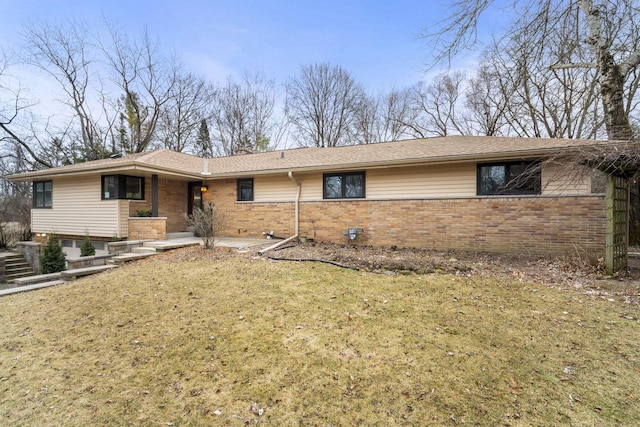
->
259;171;301;254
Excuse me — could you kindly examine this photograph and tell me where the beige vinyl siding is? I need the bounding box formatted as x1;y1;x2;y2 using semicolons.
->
541;163;591;195
299;173;323;200
117;199;129;237
253;175;298;202
297;164;477;201
366;164;477;199
31;175;128;238
251;162;593;202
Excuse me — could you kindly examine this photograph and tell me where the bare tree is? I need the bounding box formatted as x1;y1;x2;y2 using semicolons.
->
404;72;470;138
0;145;32;245
0;50;59;169
157;71;211;153
353;88;414;144
22;20;110;161
464;62;510;136
285;63;365;147
103;24;176;153
209;72;276;156
423;0;640;141
467;28;606;140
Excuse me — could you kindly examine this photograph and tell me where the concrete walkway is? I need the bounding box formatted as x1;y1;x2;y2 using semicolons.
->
0;236;275;297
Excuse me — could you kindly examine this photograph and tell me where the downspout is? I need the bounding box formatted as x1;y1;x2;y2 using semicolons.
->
259;171;301;254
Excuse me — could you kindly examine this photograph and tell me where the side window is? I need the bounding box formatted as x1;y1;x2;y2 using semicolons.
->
323;172;365;199
477;161;541;195
237;178;254;201
33;181;53;208
102;175;145;200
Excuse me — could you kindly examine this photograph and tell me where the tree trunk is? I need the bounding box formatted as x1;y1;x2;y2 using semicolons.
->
579;0;634;141
598;51;634;141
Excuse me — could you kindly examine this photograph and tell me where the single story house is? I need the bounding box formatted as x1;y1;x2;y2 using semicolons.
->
6;136;629;263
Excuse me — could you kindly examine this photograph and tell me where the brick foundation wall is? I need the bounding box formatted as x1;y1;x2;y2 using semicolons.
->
206;178;606;256
128;217;167;240
299;196;607;256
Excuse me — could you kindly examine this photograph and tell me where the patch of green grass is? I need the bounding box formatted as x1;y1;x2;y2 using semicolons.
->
0;256;638;425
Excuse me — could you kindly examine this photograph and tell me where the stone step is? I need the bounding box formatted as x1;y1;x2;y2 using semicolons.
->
60;265;117;281
132;247;157;254
6;271;36;283
145;241;200;252
5;258;30;267
0;280;66;297
13;272;63;287
108;252;157;265
5;264;33;274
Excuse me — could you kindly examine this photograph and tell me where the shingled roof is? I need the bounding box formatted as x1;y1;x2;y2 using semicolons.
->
8;136;614;181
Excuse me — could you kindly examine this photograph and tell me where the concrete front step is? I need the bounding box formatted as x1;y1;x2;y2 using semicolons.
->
166;232;195;239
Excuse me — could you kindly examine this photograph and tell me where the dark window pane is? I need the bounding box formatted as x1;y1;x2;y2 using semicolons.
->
508;163;528;179
125;176;143;199
324;176;342;198
480;165;506;194
345;174;364;198
237;179;254;201
44;188;52;207
103;176;117;199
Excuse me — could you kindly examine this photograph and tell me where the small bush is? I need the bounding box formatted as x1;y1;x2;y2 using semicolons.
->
186;201;225;249
40;235;66;274
136;209;153;217
80;235;96;257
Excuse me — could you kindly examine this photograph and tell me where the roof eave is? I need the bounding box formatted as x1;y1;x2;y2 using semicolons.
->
6;161;202;181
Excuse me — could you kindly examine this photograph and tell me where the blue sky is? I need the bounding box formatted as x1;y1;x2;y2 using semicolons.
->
0;0;506;90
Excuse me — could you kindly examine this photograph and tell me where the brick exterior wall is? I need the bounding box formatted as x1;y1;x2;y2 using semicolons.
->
206;179;295;238
128;178;188;233
128;217;167;241
205;179;607;256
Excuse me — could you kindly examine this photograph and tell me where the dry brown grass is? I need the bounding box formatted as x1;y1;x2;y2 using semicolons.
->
1;249;639;425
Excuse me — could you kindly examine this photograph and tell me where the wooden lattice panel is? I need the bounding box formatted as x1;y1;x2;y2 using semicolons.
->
606;175;629;273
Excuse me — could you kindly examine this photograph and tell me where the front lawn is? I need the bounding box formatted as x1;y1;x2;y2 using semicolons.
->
1;249;638;425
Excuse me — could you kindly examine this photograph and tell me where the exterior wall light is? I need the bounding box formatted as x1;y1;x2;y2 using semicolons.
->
200;185;209;192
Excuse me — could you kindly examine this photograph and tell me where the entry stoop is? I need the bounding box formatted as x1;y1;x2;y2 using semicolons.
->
166;232;195;239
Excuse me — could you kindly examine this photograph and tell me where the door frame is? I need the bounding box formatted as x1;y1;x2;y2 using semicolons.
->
187;181;204;216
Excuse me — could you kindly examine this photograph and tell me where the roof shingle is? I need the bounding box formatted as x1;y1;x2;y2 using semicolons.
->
7;136;617;181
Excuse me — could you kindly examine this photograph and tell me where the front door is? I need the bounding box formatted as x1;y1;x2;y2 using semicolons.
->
187;182;204;216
